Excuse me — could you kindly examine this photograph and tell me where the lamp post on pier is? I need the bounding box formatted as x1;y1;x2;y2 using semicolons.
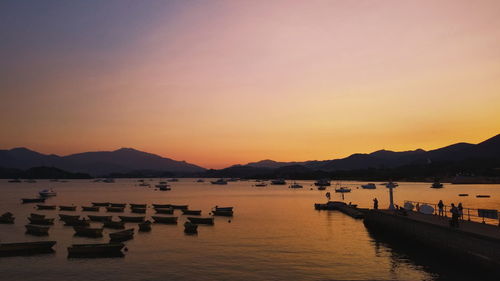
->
386;181;397;210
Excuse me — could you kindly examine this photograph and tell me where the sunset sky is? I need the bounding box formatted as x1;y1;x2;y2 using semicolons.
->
1;0;499;168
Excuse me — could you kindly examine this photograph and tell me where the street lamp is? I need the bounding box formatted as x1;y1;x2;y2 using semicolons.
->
386;181;397;210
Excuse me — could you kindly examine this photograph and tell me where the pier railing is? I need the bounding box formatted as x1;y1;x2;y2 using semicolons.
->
403;200;500;226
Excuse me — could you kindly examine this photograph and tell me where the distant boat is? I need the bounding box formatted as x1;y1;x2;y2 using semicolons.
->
458;194;469;197
167;178;179;182
196;179;205;183
254;182;267;187
187;217;214;225
289;182;303;189
138;221;152;232
138;183;150;187
81;206;100;212
21;198;46;204
211;178;228;185
227;178;239;182
361;183;376;189
102;178;115;183
8;179;22;183
385;181;398;188
109;228;134;242
314;179;331;187
335;187;351;193
476;195;491;198
184;222;198;234
430;180;443;189
271;179;286;185
0;241;56;255
39;189;56;197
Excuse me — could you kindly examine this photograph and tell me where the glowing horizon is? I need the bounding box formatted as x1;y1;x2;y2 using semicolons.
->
1;0;499;169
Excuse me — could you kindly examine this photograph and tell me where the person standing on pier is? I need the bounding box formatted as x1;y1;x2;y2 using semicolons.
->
450;203;460;228
438;200;444;216
458;203;464;220
373;198;378;210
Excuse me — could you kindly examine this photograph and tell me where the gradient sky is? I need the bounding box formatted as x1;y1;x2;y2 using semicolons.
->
1;0;499;168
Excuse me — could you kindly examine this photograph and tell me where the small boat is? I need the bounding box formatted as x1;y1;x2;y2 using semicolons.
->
152;204;171;208
385;181;399;188
59;205;76;211
181;209;202;215
167;178;179;182
30;213;45;219
138;220;152;232
155;183;170;188
158;185;172;191
254;183;267;187
119;216;145;222
0;212;15;224
184;222;198;234
476;195;491;198
271;179;286;185
103;220;125;229
21;198;46;204
458;194;469;197
361;183;376;189
73;226;103;238
213;206;233;212
187;217;214;225
335;187;351;193
28;217;54;225
102;178;115;183
171;205;188;210
227;178;239;182
106;206;125;212
82;206;100;212
109;228;134;242
67;243;124;257
430;180;444;189
0;241;56;256
25;224;50;236
36;204;56;210
155;208;174;214
314;179;331;187
130;203;147;209
109;203;126;208
88;215;112;222
39;189;57;197
138;183;150;187
212;210;233;216
92;202;110;207
63;218;90;227
196;179;205;183
58;214;80;221
289;182;303;189
151;216;178;224
8;179;22;183
131;208;146;214
210;178;228;185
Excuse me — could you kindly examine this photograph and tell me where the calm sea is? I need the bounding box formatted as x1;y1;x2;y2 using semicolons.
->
0;179;499;281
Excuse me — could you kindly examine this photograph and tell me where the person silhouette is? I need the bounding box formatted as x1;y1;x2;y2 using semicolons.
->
373;198;378;210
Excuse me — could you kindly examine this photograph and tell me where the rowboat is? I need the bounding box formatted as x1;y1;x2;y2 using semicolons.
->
183;222;198;234
58;214;80;221
73;226;103;238
130;204;147;208
25;224;50;236
106;206;125;212
59;205;76;211
152;204;171;208
30;213;45;219
138;220;152;232
154;208;174;214
28;217;54;225
22;198;46;204
110;203;126;208
36;205;56;210
171;205;188;210
212;210;233;216
151;216;178;224
82;206;100;212
119;216;145;222
181;209;202;215
103;220;125;229
187;217;214;225
0;241;56;256
109;228;134;242
0;212;15;224
67;243;124;257
92;202;109;207
88;215;112;222
213;206;233;212
131;208;146;214
63;218;90;227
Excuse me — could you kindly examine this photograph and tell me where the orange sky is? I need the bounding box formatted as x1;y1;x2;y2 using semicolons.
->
1;0;499;168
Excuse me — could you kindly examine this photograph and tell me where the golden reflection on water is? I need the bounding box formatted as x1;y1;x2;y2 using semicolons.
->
0;179;499;281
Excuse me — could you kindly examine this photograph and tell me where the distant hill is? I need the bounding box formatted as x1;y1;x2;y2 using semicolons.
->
0;147;206;176
0;166;91;179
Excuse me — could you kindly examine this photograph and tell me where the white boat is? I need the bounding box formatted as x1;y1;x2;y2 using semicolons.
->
289;182;303;189
361;183;376;189
39;189;57;197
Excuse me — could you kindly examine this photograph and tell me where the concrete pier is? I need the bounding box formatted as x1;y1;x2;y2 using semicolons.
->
364;209;500;271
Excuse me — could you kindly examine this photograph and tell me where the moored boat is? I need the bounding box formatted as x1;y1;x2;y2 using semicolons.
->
88;215;112;222
131;208;146;214
431;180;444;189
152;204;171;208
210;178;228;185
119;216;145;222
130;203;147;208
106;206;125;212
183;222;198;234
361;183;376;189
63;218;90;227
271;178;286;185
25;224;50;236
59;214;80;221
109;228;134;242
314;179;331;187
37;204;56;210
0;212;15;224
181;209;202;215
171;205;188;210
59;205;76;211
82;206;100;212
187;217;214;225
73;226;103;238
254;182;267;187
213;206;233;212
28;217;54;225
289;182;303;189
110;203;126;208
103;220;125;229
335;187;351;193
212;210;233;216
8;179;22;183
138;220;152;232
154;208;174;214
39;189;57;197
67;243;124;257
196;179;205;183
151;216;178;224
92;202;110;207
30;213;45;219
0;241;56;256
158;185;172;191
22;198;46;204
